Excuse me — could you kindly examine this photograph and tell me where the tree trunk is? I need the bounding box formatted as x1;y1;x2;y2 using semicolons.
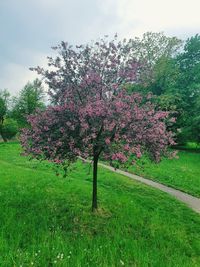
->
92;155;98;211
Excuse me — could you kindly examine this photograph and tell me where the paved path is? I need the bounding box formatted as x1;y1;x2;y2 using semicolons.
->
82;158;200;214
98;162;200;214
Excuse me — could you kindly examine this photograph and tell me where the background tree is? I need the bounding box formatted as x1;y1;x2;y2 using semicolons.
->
21;37;175;211
127;33;183;121
130;32;182;87
12;79;46;128
0;89;10;125
128;33;200;146
174;34;200;144
0;89;18;142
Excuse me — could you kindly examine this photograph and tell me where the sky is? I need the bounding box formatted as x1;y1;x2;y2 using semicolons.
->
0;0;200;95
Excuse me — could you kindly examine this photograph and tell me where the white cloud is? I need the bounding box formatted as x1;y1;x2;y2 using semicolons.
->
1;50;49;95
98;0;200;38
1;63;38;95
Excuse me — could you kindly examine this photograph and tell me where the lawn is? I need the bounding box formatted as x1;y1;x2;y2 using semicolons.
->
0;143;200;266
127;150;200;198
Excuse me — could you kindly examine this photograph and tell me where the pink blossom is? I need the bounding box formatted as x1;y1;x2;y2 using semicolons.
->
169;117;176;123
105;138;110;145
112;153;127;163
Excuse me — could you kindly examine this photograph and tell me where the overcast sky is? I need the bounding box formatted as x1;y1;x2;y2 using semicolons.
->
1;0;200;95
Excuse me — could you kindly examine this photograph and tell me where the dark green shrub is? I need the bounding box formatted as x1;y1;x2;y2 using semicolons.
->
0;118;18;142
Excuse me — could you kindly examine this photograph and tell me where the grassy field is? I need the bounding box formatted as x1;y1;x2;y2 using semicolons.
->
128;150;200;198
1;143;200;266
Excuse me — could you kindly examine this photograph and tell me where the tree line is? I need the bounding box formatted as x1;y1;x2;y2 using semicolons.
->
0;79;45;141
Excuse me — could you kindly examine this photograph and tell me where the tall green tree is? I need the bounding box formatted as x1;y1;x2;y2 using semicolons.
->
12;79;46;127
0;89;10;124
175;34;200;144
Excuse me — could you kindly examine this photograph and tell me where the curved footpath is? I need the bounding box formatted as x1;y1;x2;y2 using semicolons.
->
97;162;200;214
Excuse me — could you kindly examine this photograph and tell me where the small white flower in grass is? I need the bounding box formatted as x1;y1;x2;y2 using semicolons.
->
31;262;34;265
120;259;125;265
67;255;71;259
54;260;57;264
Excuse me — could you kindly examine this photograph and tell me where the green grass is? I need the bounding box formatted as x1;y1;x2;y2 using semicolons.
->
174;142;200;153
0;143;200;266
127;151;200;198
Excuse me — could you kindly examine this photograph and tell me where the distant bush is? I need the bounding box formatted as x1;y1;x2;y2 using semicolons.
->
0;118;18;142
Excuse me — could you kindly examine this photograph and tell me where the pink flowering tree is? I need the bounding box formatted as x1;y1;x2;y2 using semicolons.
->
21;36;175;211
